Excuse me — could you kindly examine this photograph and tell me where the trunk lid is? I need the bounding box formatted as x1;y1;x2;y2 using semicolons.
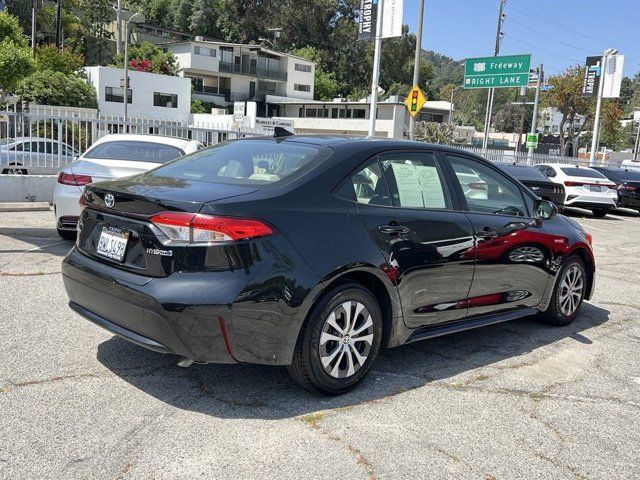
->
78;178;259;277
71;158;162;183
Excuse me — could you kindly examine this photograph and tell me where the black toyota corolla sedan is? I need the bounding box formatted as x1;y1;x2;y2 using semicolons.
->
62;135;595;395
495;162;565;209
591;166;640;213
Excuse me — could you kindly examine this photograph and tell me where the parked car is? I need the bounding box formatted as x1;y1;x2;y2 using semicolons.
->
620;159;640;173
54;134;203;239
0;137;80;175
62;136;595;395
535;163;617;217
591;166;640;213
495;163;565;209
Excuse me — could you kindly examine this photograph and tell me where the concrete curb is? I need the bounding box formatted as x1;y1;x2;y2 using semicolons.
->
0;202;51;212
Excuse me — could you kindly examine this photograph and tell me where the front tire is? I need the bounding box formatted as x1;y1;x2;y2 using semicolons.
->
540;255;587;326
57;228;76;240
287;283;382;395
591;208;609;218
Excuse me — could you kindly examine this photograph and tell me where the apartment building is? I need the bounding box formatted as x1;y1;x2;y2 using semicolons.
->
165;39;315;113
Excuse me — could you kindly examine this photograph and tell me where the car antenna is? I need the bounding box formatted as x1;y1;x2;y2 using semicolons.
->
273;127;294;138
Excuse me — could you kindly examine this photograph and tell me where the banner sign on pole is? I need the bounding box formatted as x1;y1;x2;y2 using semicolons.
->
463;54;531;89
358;0;378;40
602;54;624;98
381;0;403;38
582;56;602;97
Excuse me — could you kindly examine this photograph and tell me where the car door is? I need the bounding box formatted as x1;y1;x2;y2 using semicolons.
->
353;150;476;328
445;153;552;317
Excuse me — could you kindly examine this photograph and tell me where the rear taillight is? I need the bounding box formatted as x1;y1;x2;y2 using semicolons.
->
58;172;92;186
618;184;636;191
151;211;273;243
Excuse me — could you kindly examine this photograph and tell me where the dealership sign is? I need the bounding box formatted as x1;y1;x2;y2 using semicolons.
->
602;54;624;98
358;0;403;40
582;56;601;97
463;54;531;89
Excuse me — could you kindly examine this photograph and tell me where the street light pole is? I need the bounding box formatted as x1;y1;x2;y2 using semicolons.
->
528;64;543;158
482;0;506;151
122;13;143;129
409;0;425;140
31;0;37;55
368;0;384;137
116;0;122;56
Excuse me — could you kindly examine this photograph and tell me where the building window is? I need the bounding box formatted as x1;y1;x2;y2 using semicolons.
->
153;92;178;108
105;86;131;103
306;108;317;118
352;109;366;119
194;46;216;57
294;84;311;92
294;63;312;73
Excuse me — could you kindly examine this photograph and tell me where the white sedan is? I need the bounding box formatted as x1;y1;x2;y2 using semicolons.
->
535;163;617;217
53;134;203;239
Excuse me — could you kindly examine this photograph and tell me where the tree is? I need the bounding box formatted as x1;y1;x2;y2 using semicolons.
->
115;41;179;75
414;121;455;144
15;70;97;108
599;100;624;150
0;8;28;46
35;44;84;75
493;103;532;135
542;66;594;156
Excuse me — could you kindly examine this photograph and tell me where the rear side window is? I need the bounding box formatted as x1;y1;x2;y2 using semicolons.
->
560;167;606;178
147;140;331;185
350;152;451;210
84;141;184;163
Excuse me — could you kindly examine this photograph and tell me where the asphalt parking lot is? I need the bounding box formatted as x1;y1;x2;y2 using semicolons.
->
1;208;639;480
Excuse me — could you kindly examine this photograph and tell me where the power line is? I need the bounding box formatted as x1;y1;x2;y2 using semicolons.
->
505;34;583;64
505;16;595;55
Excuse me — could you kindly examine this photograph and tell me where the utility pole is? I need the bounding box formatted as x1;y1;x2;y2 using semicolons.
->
409;0;425;140
116;0;122;56
633;120;640;162
528;64;543;157
55;0;62;48
482;0;506;151
368;0;384;136
31;0;37;55
589;49;617;166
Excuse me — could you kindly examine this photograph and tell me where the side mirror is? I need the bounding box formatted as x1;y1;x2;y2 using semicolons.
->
535;199;558;220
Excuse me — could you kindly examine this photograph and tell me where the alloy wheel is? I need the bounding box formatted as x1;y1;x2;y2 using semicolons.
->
318;301;374;379
559;264;584;317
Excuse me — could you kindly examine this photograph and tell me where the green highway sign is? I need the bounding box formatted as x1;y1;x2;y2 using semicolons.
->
464;54;531;89
526;133;539;149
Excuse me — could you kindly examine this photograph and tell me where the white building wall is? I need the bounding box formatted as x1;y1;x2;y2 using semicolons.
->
285;58;315;99
84;66;192;122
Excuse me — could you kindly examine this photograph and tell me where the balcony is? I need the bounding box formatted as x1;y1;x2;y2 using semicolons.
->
219;61;287;82
193;85;231;103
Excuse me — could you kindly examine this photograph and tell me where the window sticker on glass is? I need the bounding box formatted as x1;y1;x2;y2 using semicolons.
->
390;162;424;207
414;165;446;209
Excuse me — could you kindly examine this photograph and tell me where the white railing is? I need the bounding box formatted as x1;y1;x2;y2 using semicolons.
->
0;104;267;174
454;146;621;168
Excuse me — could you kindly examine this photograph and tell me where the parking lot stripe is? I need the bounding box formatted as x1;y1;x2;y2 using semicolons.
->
579;222;607;232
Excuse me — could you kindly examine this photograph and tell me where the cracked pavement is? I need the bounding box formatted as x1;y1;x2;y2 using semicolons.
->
1;209;639;479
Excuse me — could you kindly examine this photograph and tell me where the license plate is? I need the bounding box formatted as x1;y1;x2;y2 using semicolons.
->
589;185;602;192
96;226;129;262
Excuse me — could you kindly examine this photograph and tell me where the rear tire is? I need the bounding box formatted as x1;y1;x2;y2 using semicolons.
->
591;208;609;218
539;255;587;326
57;228;76;240
287;283;382;395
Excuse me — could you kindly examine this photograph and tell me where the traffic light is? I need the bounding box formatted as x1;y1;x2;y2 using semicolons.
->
411;90;419;112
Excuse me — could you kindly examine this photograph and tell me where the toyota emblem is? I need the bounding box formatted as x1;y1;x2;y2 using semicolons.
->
104;193;115;208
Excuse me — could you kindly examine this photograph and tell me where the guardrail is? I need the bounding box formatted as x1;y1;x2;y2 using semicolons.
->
455;146;621;168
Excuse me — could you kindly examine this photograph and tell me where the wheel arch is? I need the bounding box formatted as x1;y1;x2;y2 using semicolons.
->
569;246;595;300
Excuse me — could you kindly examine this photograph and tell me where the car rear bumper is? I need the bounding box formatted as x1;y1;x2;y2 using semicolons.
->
62;248;237;364
617;194;640;209
53;183;83;230
565;194;617;209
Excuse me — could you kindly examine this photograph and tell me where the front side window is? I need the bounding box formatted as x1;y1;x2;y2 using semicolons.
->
448;155;528;217
154;92;178;108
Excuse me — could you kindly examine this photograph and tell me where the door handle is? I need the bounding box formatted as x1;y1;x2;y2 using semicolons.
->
475;228;498;240
378;224;410;235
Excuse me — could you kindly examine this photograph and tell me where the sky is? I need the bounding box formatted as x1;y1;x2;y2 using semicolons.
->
401;0;640;77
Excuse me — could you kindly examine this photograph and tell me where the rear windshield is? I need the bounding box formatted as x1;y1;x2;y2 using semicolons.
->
560;167;606;179
499;164;548;181
604;169;640;181
84;141;184;163
147;140;331;185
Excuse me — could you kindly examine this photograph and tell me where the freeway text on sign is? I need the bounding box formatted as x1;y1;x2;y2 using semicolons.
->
463;54;531;89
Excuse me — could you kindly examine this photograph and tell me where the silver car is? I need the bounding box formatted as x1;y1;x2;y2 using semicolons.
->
0;137;80;175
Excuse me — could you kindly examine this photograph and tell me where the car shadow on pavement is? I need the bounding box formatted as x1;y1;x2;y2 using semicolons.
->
0;226;74;257
95;302;610;419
